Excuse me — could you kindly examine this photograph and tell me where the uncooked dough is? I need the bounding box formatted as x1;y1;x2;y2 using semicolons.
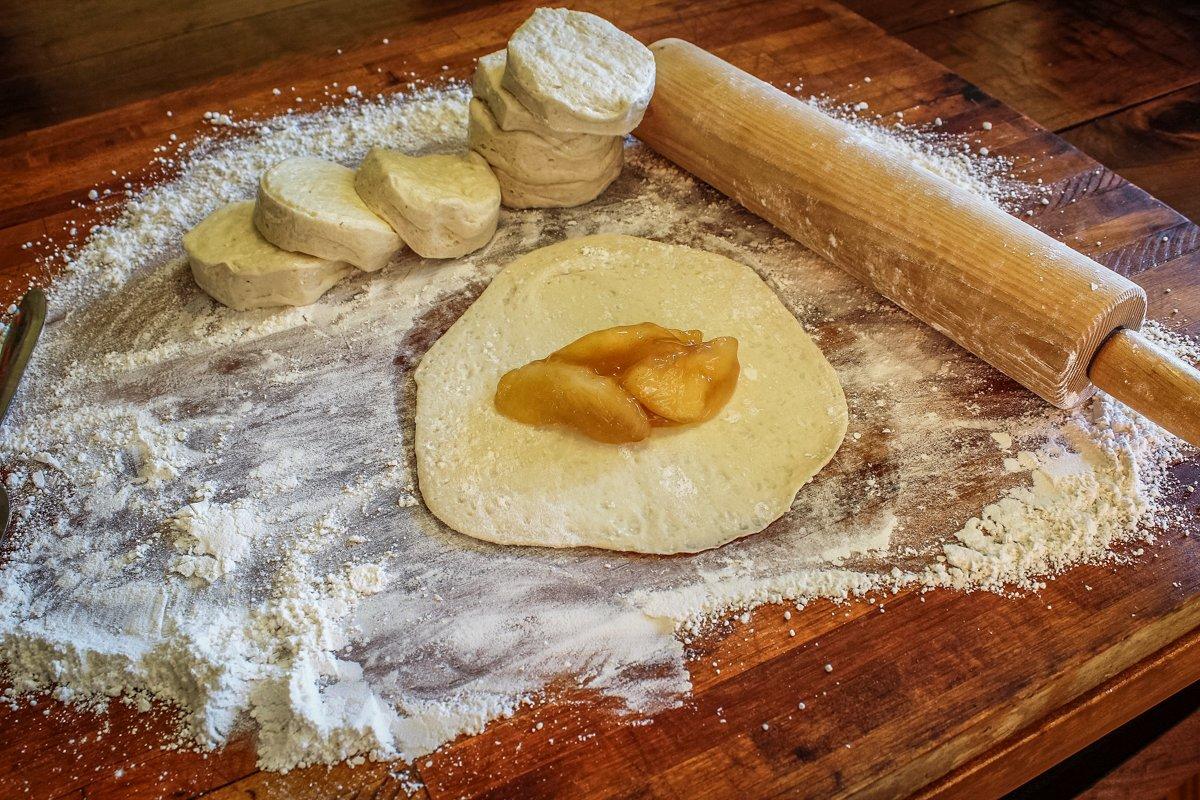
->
183;201;354;310
254;156;403;272
472;50;561;137
414;234;848;554
502;8;655;136
467;98;622;185
488;157;622;209
355;149;501;259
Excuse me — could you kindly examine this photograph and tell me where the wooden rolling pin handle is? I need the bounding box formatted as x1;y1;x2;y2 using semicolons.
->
1089;328;1200;447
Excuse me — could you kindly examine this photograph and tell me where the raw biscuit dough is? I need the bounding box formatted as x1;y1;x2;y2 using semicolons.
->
414;234;848;554
355;149;501;259
467;98;622;185
472;50;561;137
502;8;655;136
254;156;403;272
183;201;354;310
489;155;622;209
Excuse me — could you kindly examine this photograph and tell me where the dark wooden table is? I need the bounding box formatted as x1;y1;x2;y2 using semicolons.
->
1;2;1199;798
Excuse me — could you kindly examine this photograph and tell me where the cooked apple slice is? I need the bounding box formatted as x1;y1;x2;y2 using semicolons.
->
551;322;701;375
495;359;651;443
621;337;740;424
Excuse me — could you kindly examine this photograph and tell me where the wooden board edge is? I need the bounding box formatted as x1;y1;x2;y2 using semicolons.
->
909;619;1200;799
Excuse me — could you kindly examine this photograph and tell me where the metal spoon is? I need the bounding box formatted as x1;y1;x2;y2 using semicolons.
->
0;289;47;539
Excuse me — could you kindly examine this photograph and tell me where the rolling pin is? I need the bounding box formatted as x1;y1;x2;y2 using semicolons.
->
635;39;1200;447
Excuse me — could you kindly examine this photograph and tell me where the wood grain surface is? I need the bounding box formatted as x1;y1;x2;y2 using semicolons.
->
843;0;1200;225
0;1;1198;799
1068;681;1200;799
895;0;1200;131
1062;83;1200;227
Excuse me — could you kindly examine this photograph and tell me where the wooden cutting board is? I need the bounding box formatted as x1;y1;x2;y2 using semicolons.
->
1;2;1198;798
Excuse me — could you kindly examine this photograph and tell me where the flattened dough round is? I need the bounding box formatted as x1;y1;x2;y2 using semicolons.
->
414;234;848;554
254;156;403;272
468;99;622;185
355;148;501;259
183;201;354;310
489;156;622;209
472;50;561;138
502;8;655;136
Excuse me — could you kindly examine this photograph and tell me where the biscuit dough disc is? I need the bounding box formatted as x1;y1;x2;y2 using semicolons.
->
414;234;848;554
502;8;655;136
253;156;403;272
467;99;622;185
472;50;562;138
354;149;501;259
183;201;354;310
489;155;622;210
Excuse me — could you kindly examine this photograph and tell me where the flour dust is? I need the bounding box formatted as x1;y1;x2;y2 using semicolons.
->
0;86;1191;773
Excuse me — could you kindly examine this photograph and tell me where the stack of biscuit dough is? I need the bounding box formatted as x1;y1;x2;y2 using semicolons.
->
468;8;655;208
181;8;652;309
183;152;500;310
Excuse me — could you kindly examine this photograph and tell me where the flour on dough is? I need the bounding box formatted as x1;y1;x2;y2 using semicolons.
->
183;201;354;310
472;50;562;138
502;8;655;136
468;98;622;186
415;234;848;554
254;156;403;272
355;149;500;259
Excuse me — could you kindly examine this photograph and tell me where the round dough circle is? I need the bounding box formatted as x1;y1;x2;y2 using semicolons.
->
254;156;403;272
354;149;501;259
502;8;655;136
414;234;848;554
489;156;622;209
472;50;561;138
183;201;354;310
468;99;622;185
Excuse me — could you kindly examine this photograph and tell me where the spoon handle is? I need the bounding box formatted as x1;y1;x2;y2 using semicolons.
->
0;289;47;426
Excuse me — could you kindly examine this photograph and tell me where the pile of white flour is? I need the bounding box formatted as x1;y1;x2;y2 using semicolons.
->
0;84;1192;773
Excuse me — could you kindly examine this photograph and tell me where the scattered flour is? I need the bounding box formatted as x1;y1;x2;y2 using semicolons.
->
0;83;1192;776
170;499;264;583
927;398;1183;593
844;116;1028;209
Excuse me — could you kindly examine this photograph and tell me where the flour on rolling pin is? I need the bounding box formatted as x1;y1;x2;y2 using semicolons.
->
0;80;1194;776
638;40;1149;410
